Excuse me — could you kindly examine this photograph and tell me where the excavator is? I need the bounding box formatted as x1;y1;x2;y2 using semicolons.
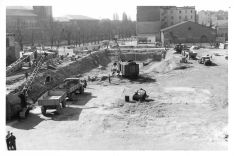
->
18;54;48;118
112;37;139;78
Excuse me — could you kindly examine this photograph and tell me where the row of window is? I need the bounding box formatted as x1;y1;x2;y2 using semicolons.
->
169;9;193;14
170;15;193;19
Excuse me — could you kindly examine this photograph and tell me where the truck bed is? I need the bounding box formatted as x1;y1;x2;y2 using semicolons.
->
38;90;66;106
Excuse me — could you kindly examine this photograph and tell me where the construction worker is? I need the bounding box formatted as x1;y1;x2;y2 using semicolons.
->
83;80;87;88
109;74;111;83
18;89;27;108
6;131;11;150
9;133;16;150
25;72;28;80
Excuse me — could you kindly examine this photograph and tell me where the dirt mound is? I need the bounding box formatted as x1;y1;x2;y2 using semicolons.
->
146;56;192;73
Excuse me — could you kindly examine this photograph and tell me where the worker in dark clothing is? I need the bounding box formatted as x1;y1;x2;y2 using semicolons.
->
9;133;16;150
6;131;11;150
18;89;27;108
83;80;87;88
109;74;111;83
44;52;48;57
25;72;28;80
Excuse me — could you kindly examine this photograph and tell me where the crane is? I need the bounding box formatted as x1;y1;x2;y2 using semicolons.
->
18;54;47;118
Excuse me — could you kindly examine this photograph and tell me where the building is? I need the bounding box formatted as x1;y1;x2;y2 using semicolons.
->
6;33;21;66
136;6;196;43
216;23;228;41
160;21;216;45
6;6;53;46
197;10;228;28
54;15;99;45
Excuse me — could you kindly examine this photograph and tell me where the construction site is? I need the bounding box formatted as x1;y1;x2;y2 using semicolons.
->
5;4;228;151
6;39;228;150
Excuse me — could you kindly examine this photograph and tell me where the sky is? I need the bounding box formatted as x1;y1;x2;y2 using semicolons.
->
3;0;231;20
51;0;230;20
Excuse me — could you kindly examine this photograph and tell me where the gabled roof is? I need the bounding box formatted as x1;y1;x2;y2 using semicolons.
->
66;15;97;20
54;15;98;22
160;21;188;32
160;21;215;32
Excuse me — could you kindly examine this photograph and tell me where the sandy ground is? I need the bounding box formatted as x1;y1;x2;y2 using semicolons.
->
6;48;228;150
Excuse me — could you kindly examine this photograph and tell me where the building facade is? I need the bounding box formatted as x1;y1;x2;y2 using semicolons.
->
6;33;21;66
197;10;228;28
216;23;228;41
136;6;196;43
6;6;53;46
160;21;216;45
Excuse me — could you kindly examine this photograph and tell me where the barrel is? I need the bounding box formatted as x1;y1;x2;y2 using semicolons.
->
125;96;129;102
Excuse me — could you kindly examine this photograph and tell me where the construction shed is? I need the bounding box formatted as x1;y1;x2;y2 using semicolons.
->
160;21;216;45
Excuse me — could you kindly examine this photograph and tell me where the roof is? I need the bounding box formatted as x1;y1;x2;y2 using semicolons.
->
67;15;97;20
160;21;215;32
160;21;188;31
6;6;33;10
6;8;37;17
54;15;97;22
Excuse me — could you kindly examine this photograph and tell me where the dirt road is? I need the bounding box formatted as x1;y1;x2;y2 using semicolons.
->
6;48;228;150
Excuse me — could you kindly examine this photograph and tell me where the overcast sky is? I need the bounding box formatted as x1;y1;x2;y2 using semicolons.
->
4;0;230;20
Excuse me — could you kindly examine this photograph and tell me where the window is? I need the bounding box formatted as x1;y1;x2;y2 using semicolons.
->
179;10;181;13
191;10;193;13
188;27;191;31
171;16;174;19
191;15;193;19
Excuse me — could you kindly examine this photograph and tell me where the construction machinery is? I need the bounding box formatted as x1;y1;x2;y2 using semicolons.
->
38;78;85;115
18;54;47;118
198;55;212;66
132;88;148;102
113;37;139;78
6;52;54;120
6;49;37;76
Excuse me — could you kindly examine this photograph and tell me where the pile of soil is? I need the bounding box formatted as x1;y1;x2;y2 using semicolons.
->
146;56;192;73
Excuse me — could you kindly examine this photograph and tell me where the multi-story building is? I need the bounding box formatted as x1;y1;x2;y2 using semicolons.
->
197;10;228;27
160;6;196;28
136;6;196;43
6;33;21;65
6;6;53;46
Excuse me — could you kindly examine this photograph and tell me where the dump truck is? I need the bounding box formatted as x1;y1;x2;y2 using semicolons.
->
60;78;84;100
38;90;67;115
38;78;85;115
